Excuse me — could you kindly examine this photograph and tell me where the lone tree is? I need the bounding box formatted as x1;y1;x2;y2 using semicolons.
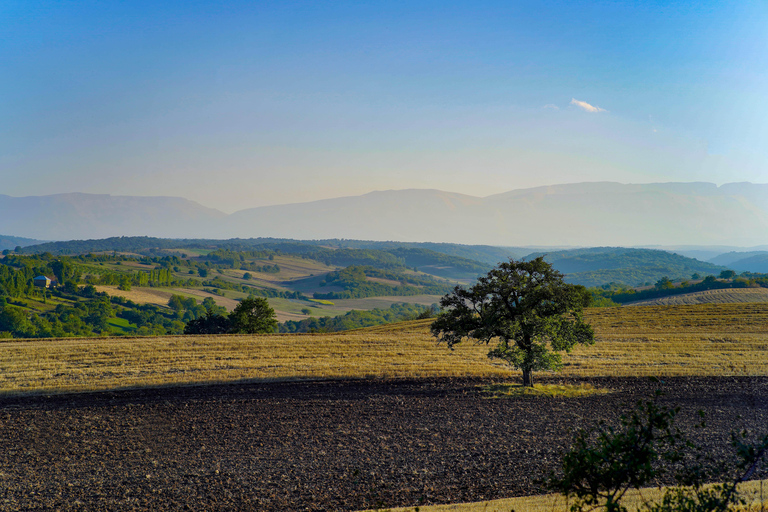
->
431;256;594;386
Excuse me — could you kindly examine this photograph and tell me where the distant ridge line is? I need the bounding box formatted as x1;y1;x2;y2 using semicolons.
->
2;182;768;246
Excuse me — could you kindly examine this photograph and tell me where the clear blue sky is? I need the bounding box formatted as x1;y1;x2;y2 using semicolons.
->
2;0;766;212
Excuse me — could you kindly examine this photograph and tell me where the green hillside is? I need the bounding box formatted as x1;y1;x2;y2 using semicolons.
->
525;247;727;287
18;237;493;281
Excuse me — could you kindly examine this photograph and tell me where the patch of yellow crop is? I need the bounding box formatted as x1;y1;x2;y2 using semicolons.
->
482;382;611;398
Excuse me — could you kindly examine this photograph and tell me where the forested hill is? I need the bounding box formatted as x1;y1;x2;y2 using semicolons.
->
526;247;727;287
18;237;524;268
17;237;498;281
17;237;519;278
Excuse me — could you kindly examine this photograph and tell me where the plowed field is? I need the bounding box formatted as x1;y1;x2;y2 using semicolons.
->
0;376;766;511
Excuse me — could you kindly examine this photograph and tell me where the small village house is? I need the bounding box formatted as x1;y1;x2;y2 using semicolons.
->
33;276;57;288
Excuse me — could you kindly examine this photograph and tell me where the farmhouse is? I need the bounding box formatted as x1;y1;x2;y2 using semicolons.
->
33;275;57;288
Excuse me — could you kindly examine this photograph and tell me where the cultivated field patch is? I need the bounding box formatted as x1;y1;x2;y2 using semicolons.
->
93;285;174;307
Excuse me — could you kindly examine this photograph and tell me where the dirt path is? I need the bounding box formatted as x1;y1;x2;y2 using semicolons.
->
0;377;766;511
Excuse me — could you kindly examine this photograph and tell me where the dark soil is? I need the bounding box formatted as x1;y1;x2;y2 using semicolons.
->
0;376;766;511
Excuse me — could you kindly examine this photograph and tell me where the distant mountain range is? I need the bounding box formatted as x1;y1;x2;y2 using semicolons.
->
0;234;45;251
3;182;768;247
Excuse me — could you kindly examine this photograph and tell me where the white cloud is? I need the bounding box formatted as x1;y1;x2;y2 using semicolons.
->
570;98;608;113
543;103;560;110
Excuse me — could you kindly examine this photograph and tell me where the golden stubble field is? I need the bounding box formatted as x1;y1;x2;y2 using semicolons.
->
0;303;767;395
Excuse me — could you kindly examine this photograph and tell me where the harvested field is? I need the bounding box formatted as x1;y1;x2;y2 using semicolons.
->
562;303;768;378
627;287;768;306
2;304;768;396
0;376;765;511
0;322;508;395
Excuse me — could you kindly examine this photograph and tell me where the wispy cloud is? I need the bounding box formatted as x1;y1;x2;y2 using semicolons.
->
542;103;560;110
570;98;607;113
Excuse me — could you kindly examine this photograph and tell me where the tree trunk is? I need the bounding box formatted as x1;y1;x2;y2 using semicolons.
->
522;369;533;387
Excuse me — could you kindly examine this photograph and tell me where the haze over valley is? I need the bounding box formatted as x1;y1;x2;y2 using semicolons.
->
3;181;768;247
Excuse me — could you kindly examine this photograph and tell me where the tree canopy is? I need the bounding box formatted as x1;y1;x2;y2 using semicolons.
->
229;296;278;334
183;296;277;335
431;257;594;386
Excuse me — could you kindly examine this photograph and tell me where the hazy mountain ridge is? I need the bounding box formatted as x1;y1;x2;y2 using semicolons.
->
0;234;46;251
3;182;768;246
0;193;226;240
717;254;768;273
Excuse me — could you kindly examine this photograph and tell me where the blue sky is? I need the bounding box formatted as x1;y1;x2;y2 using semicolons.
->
2;0;767;212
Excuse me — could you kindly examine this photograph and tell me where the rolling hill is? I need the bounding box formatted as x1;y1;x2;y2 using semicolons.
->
525;247;727;287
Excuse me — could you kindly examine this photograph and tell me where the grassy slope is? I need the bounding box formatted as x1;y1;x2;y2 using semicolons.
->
1;303;768;396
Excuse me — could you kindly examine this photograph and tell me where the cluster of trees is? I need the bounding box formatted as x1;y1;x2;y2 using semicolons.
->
590;271;768;304
314;265;455;300
0;294;116;338
202;249;280;273
279;303;435;333
386;247;489;275
183;297;277;335
196;276;304;299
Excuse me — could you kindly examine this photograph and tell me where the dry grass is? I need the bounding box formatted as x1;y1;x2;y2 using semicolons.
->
0;303;767;396
562;304;768;378
0;320;508;396
363;479;768;512
482;382;611;398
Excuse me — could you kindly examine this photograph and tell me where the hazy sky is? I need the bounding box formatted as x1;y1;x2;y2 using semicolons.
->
2;1;767;213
